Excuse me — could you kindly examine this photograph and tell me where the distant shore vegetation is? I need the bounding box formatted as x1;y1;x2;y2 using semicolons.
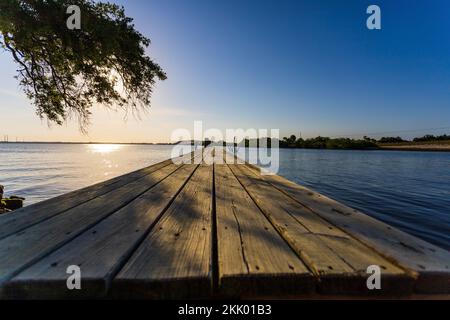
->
279;134;450;149
279;135;376;149
232;134;450;150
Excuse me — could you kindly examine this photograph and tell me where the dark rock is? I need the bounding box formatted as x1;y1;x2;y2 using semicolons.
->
2;198;23;210
10;195;25;201
0;186;25;212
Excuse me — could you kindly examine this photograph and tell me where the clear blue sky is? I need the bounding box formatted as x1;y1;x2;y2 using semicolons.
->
1;0;449;142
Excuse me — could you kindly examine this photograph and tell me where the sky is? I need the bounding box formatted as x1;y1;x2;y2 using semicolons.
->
0;0;449;142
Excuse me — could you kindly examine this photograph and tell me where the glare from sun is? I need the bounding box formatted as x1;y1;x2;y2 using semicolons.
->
88;144;122;153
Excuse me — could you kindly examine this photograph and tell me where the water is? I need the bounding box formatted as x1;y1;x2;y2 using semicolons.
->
237;148;450;250
0;143;178;205
1;144;449;250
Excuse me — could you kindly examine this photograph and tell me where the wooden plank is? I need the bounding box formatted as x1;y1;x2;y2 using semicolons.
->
229;164;414;295
172;149;202;165
215;164;314;297
113;165;213;299
0;163;183;286
223;147;244;165
201;147;215;165
0;150;198;240
198;146;223;165
0;165;198;299
248;164;450;294
211;146;226;164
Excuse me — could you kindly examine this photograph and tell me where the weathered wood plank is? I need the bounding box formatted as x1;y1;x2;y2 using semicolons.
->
0;150;198;240
0;163;184;286
201;147;216;165
229;164;414;295
222;147;244;165
212;146;225;164
0;165;198;299
215;164;314;297
113;165;213;299
247;164;450;294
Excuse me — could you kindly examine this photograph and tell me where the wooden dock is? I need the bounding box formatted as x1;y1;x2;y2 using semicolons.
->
0;148;448;299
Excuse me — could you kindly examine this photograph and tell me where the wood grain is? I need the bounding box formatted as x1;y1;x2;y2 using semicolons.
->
215;164;314;297
113;165;214;299
0;151;198;240
0;163;183;286
0;165;198;299
247;164;450;293
230;163;414;295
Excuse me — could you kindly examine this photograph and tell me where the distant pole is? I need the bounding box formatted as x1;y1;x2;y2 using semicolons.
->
233;137;236;155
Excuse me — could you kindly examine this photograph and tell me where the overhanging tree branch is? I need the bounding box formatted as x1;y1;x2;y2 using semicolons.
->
0;0;166;132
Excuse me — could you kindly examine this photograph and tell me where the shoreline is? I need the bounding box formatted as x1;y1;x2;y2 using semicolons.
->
281;145;450;152
378;145;450;152
2;141;450;152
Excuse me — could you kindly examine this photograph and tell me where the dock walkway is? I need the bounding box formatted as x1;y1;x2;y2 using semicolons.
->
0;148;448;299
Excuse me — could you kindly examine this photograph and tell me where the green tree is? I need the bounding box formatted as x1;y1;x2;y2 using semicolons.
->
378;136;406;143
289;135;296;144
0;0;166;132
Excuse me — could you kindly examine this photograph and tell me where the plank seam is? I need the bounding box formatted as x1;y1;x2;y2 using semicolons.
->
0;152;196;241
0;163;168;241
230;199;250;274
217;151;250;275
226;152;420;286
211;164;219;295
224;162;317;279
0;163;190;287
275;197;357;273
242;162;418;279
104;164;201;295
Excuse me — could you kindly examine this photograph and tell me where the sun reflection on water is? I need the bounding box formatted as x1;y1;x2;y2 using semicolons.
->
87;144;122;153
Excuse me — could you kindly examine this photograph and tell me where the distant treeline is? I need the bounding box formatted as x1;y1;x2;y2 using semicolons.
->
412;134;450;142
230;136;377;149
279;135;377;149
215;133;450;150
372;134;450;144
246;133;449;150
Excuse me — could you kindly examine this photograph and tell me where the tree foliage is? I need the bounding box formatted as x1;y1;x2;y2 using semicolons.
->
413;134;450;142
377;136;406;143
0;0;166;131
279;135;378;149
